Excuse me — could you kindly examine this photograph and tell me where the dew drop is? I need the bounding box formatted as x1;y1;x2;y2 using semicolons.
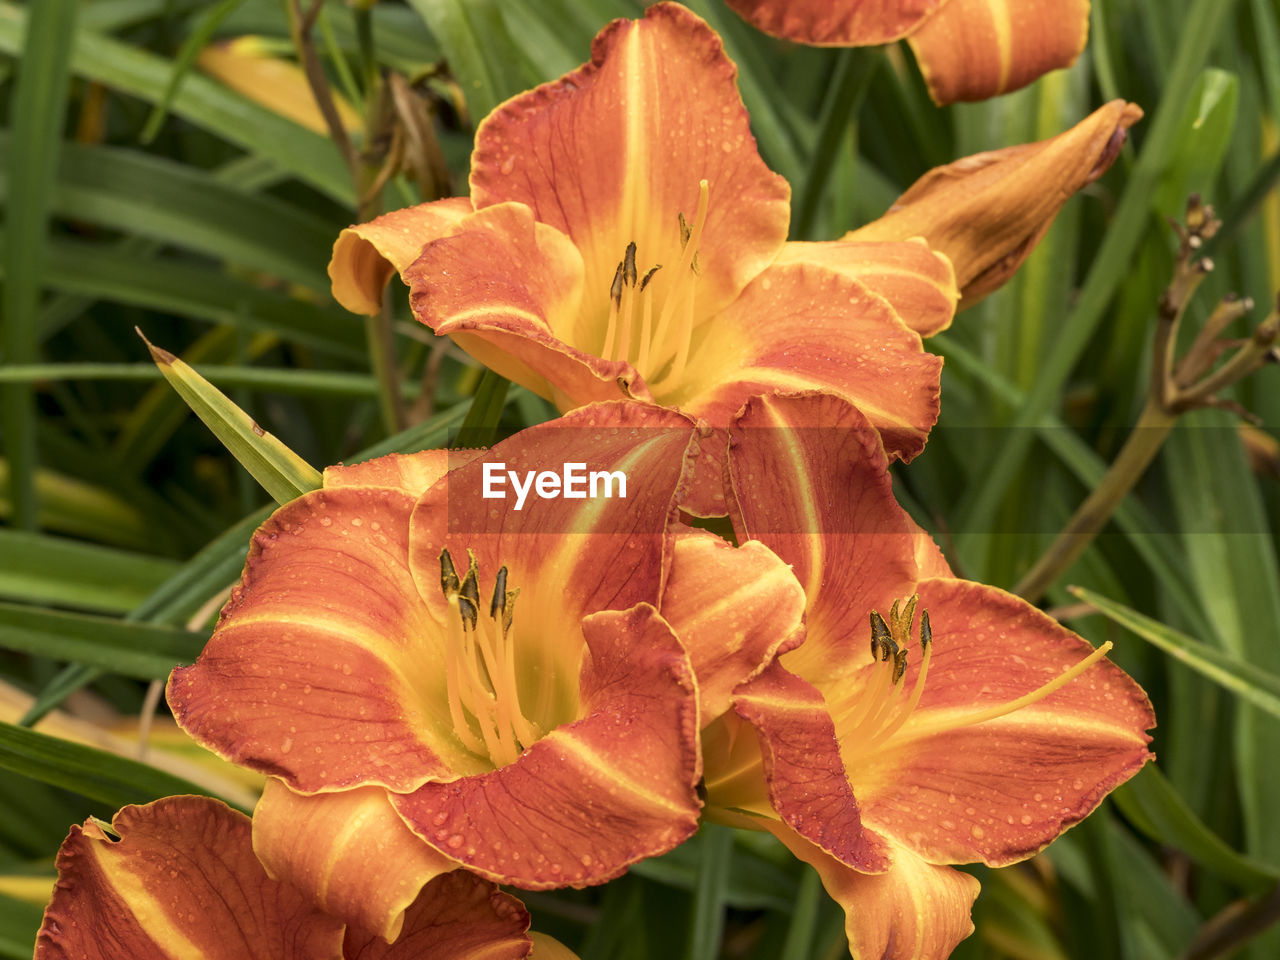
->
446;834;464;850
281;738;293;754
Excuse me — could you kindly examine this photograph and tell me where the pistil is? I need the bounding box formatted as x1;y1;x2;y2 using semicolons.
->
439;549;540;768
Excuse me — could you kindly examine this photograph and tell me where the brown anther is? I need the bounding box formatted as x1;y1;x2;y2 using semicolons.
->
678;212;691;247
500;589;519;635
623;241;637;287
893;648;908;683
870;611;892;658
640;265;662;291
920;610;932;649
610;261;625;307
439;549;460;598
489;566;508;619
458;555;480;630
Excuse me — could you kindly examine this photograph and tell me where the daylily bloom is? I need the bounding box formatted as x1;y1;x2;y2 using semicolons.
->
167;403;711;938
691;391;1155;959
35;795;534;960
330;2;953;462
847;99;1143;306
724;0;1091;104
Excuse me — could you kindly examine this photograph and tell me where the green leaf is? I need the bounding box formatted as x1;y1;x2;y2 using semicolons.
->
0;135;337;292
0;601;206;680
1153;68;1240;219
1;0;77;533
143;334;322;505
0;721;244;812
1112;765;1280;892
684;825;733;960
405;0;533;119
1070;585;1280;722
0;2;352;203
0;531;177;614
453;370;510;449
0;891;42;960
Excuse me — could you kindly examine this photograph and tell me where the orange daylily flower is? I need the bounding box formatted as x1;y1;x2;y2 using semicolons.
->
724;0;1091;105
167;403;712;938
848;99;1143;306
683;391;1155;960
330;2;953;462
35;796;534;960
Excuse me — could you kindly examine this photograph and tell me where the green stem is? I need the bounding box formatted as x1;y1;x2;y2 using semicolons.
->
1014;397;1178;602
792;48;880;240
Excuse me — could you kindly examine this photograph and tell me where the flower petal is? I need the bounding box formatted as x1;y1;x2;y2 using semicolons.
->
330;197;473;315
661;531;805;723
850;578;1155;865
407;401;698;732
726;392;920;684
847;101;1141;305
253;780;457;942
343;871;532;960
406;201;645;406
168;485;472;794
323;450;460;496
392;603;701;888
681;264;941;460
733;662;891;872
907;0;1091;105
774;238;959;337
470;2;789;325
765;822;979;960
35;797;345;960
724;0;946;45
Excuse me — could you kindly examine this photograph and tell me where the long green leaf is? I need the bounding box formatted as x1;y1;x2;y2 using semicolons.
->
0;531;177;614
0;721;243;811
1;0;76;533
0;601;206;680
1113;765;1280;892
1070;585;1280;721
0;135;337;291
0;3;352;203
406;0;532;119
143;334;322;505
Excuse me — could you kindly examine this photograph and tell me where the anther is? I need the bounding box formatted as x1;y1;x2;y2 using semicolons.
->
609;261;625;308
489;566;508;619
458;554;480;630
640;265;662;291
893;648;908;683
678;212;691;247
920;610;932;650
440;549;461;598
623;241;637;287
870;611;892;658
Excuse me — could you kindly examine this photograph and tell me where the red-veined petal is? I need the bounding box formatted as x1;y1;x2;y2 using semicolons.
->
679;265;941;459
726;392;920;684
850;578;1155;865
323;449;475;497
392;604;701;888
330;198;473;315
35;797;345;960
343;871;532;960
724;0;946;45
471;3;789;328
252;781;458;942
847;101;1141;305
908;0;1091;104
774;238;959;337
662;532;805;723
168;485;475;794
733;662;891;872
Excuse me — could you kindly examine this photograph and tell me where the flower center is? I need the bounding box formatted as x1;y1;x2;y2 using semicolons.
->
835;595;1114;766
600;179;709;394
439;548;541;769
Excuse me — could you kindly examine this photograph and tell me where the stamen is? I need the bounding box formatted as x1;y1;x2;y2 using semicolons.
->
616;242;638;361
601;260;626;360
636;266;662;374
649;179;710;386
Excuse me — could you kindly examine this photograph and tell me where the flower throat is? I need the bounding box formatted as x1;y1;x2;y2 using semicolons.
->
600;179;709;394
439;549;541;768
